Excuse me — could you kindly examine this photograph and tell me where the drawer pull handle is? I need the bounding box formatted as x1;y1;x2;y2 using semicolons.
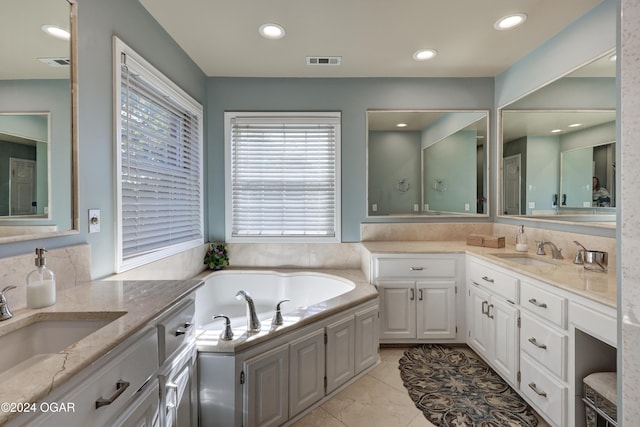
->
528;382;548;398
175;329;188;336
487;304;495;319
528;298;548;308
419;289;424;301
482;276;494;283
528;337;548;349
481;301;488;315
183;322;193;329
410;288;415;301
95;380;130;409
409;267;424;271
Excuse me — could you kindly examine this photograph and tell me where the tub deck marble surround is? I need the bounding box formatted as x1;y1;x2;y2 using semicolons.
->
0;279;202;426
361;241;616;308
193;268;378;353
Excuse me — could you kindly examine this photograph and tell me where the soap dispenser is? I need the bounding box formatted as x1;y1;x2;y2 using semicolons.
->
516;225;529;252
26;248;56;309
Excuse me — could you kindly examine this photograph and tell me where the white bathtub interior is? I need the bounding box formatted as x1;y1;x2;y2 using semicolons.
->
195;270;356;330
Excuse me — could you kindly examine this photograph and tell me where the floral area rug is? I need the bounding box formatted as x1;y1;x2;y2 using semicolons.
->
399;345;538;427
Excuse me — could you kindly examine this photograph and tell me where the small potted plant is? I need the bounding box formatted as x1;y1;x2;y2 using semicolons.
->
204;242;229;270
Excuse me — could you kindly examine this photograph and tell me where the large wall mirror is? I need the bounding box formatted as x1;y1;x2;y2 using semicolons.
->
0;0;77;241
499;51;616;226
367;110;489;217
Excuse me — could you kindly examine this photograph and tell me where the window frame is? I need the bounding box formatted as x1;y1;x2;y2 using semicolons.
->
113;36;204;272
224;111;341;243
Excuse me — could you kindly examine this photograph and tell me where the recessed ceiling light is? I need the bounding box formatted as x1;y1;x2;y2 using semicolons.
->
494;13;527;31
568;123;582;128
413;49;437;61
551;129;563;134
396;123;408;128
259;23;286;40
41;24;70;41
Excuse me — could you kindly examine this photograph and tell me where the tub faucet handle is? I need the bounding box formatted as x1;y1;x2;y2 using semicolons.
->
212;314;234;341
272;299;290;326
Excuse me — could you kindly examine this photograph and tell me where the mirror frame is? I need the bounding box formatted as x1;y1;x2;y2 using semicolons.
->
366;109;490;219
497;52;616;230
0;0;78;243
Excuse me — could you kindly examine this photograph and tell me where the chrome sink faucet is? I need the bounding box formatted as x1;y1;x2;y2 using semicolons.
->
536;240;564;260
235;290;261;333
0;286;17;321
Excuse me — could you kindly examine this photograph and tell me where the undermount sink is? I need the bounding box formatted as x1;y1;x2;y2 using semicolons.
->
0;312;125;380
490;253;556;267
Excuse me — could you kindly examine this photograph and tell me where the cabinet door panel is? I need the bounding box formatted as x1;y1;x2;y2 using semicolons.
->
355;305;379;373
379;281;416;340
326;316;355;393
244;345;289;427
416;280;456;339
289;330;325;418
490;298;519;386
468;284;491;357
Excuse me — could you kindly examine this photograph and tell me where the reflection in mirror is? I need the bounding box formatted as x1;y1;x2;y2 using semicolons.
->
0;0;75;240
367;110;488;217
500;52;616;224
0;114;50;217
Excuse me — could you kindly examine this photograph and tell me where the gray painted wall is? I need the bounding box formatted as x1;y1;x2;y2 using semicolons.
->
207;77;494;242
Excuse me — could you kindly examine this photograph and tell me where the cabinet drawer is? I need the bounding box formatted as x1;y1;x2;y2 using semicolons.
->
158;299;195;364
520;312;567;380
521;281;567;328
468;259;518;302
34;329;159;427
520;354;567;427
375;257;456;279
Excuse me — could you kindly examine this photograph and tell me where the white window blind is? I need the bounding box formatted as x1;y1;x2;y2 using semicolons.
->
226;113;341;241
114;37;203;272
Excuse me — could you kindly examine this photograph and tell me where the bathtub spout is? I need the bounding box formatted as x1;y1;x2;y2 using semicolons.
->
235;290;261;333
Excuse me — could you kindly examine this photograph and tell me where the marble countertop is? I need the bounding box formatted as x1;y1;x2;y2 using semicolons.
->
0;279;203;425
195;268;379;353
361;241;616;308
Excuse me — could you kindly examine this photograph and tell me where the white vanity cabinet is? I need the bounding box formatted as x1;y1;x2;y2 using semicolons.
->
518;279;569;427
373;254;462;343
466;257;519;387
9;293;198;427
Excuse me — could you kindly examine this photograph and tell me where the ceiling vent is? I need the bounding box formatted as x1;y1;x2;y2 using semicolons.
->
306;56;342;66
38;57;71;67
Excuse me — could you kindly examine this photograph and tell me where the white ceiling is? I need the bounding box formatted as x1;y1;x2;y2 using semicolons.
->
139;0;603;78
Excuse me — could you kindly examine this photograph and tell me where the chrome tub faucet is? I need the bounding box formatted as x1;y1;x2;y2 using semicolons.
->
235;290;261;333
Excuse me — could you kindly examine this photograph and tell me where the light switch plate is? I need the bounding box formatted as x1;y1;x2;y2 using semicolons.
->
89;209;101;233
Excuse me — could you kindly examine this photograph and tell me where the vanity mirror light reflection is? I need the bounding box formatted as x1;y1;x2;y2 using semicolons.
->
0;0;77;241
499;51;616;225
367;110;489;217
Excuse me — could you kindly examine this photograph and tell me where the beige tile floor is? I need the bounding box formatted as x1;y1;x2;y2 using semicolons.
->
292;346;549;427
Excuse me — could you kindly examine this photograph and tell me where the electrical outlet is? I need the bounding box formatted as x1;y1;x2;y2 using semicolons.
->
424;204;429;211
464;203;470;211
414;204;419;212
372;204;377;212
89;209;101;233
583;201;591;207
528;202;536;209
